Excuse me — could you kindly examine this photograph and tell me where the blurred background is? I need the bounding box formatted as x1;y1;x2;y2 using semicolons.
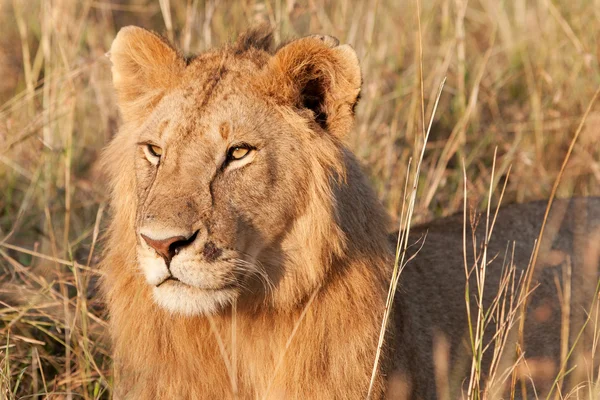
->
1;0;599;398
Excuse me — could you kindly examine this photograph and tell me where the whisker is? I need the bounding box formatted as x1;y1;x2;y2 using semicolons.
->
230;257;275;296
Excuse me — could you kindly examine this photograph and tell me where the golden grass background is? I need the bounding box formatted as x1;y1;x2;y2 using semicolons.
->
1;0;599;398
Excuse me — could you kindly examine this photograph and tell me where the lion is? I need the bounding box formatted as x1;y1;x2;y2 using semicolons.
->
101;25;600;399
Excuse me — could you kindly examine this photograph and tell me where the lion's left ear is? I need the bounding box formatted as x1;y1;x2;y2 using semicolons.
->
266;35;361;138
108;26;186;122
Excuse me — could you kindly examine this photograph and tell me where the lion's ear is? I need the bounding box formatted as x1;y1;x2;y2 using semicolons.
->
267;35;361;138
108;26;185;122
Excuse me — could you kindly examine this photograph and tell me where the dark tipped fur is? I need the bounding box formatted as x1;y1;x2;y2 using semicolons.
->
233;24;275;54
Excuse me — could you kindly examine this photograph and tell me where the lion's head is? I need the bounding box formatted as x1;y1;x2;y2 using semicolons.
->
103;26;388;316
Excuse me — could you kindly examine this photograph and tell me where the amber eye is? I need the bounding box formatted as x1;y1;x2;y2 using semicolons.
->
227;145;252;161
143;144;163;166
148;144;162;157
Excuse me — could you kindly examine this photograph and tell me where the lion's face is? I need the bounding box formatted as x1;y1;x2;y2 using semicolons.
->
107;27;361;315
133;89;314;315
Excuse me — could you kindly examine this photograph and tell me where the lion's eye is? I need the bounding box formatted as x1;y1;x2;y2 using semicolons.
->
227;146;251;161
143;144;163;165
148;145;162;157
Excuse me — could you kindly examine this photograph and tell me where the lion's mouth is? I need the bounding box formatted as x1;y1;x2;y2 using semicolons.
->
155;275;237;291
155;276;180;288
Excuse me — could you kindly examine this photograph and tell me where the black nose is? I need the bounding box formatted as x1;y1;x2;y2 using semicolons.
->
141;230;198;263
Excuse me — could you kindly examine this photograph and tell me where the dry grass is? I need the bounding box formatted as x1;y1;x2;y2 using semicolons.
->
1;0;600;398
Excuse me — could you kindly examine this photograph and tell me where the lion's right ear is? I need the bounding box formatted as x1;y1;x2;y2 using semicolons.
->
264;35;361;138
108;26;185;122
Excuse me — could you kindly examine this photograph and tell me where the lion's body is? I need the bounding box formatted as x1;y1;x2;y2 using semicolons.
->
392;198;600;398
101;26;600;399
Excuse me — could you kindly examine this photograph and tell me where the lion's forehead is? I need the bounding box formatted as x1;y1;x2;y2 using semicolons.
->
144;92;255;145
137;51;274;149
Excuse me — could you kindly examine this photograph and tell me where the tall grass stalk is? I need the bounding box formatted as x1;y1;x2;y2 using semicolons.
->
366;76;446;399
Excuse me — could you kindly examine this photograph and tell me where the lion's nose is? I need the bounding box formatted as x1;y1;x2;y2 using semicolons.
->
141;230;198;262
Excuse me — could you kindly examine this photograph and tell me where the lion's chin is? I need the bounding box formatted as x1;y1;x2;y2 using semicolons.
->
152;280;238;316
